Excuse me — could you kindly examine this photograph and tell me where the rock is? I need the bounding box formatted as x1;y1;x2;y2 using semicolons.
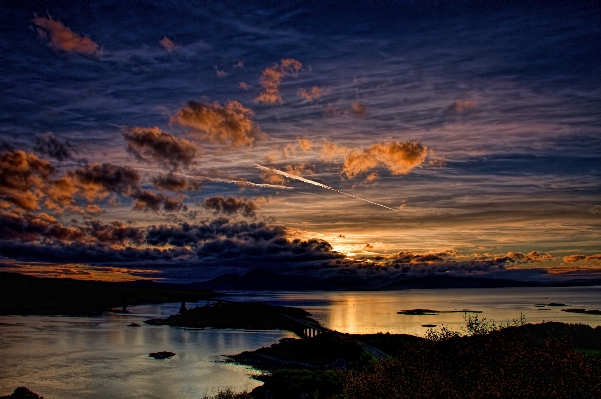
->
149;351;175;359
127;323;141;327
0;387;43;399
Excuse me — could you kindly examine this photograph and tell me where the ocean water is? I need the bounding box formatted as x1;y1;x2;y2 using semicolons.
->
1;287;600;398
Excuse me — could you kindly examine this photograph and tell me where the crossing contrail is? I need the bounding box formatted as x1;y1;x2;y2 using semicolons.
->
255;164;397;211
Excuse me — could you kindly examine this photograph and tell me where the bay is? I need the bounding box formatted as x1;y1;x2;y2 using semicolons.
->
1;286;600;398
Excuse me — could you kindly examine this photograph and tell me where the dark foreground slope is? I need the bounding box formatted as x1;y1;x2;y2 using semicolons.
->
0;272;216;315
227;322;601;399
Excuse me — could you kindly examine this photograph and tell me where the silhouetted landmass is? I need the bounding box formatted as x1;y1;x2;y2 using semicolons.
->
189;268;330;290
0;387;43;399
192;268;601;291
397;308;482;315
149;351;175;359
0;272;217;315
563;308;601;315
145;301;316;334
228;322;601;398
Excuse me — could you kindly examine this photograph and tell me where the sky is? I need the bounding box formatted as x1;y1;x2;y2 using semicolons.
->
1;1;600;284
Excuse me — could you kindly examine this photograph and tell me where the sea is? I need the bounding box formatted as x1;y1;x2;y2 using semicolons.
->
1;286;600;398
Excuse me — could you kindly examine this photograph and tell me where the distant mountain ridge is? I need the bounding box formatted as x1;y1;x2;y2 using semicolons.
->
189;268;601;291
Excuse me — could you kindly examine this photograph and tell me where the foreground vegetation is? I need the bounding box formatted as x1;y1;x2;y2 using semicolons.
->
220;315;601;399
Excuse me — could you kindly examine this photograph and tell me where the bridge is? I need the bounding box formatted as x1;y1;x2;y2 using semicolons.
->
279;313;389;359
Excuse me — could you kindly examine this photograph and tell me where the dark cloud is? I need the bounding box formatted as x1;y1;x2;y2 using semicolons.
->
72;163;140;200
123;127;197;170
84;220;144;244
0;240;193;264
0;211;83;242
203;196;259;218
171;101;266;147
33;132;78;161
152;172;201;192
0;216;342;266
131;190;186;213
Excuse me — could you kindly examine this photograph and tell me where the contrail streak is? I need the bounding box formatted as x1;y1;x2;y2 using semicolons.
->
255;164;397;211
137;168;293;190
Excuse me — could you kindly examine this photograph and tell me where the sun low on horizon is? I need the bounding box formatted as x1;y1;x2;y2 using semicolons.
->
1;2;600;285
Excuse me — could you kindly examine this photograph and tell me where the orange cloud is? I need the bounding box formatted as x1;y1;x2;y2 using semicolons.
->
171;101;266;147
299;86;325;101
260;171;287;185
284;162;314;176
255;58;302;105
34;16;101;55
351;102;366;118
298;138;313;152
563;254;601;263
216;69;228;77
0;150;55;211
342;141;428;179
506;251;554;262
365;172;379;182
239;82;250;90
159;36;177;51
320;140;350;161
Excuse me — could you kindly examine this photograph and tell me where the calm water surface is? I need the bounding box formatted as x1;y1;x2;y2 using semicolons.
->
0;301;295;399
1;287;600;398
227;286;601;335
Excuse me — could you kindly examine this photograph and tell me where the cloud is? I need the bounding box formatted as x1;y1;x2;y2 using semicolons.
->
365;172;379;182
0;217;341;265
131;190;186;213
0;211;84;242
123;127;197;169
448;99;477;113
298;139;313;152
72;163;140;200
341;141;428;179
34;15;101;56
239;82;250;90
152;172;201;192
260;171;287;185
159;36;177;51
284;162;314;176
84;220;144;244
563;254;601;263
203;196;259;218
0;150;55;211
351;102;366;118
33;132;78;161
320;140;350;161
255;58;302;105
299;86;325;101
506;251;554;263
216;68;228;77
171;101;266;147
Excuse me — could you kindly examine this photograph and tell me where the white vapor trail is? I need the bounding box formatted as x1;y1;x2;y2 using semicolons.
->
255;164;397;211
138;168;293;190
